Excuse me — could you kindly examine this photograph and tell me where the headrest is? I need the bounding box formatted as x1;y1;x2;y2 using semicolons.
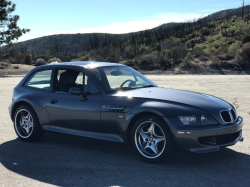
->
59;72;74;85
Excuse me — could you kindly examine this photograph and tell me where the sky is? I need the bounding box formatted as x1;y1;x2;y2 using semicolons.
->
11;0;244;42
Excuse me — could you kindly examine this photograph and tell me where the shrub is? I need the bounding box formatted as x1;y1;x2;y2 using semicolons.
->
228;42;241;54
223;54;234;60
48;57;61;63
158;56;172;69
104;56;119;63
221;22;229;29
231;15;237;22
242;35;250;44
79;55;90;61
183;52;193;62
201;27;210;35
214;27;221;34
236;43;250;67
167;47;188;61
209;56;221;69
136;55;154;70
125;60;134;67
24;55;31;65
192;47;204;58
35;58;46;66
207;34;222;43
199;56;209;61
227;37;235;45
179;60;199;70
216;54;234;61
212;41;221;49
215;43;228;54
14;54;25;64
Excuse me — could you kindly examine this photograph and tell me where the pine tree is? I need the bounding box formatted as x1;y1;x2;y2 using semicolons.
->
0;0;30;46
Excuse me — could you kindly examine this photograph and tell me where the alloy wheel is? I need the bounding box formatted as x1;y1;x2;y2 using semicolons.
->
15;109;34;138
134;121;166;159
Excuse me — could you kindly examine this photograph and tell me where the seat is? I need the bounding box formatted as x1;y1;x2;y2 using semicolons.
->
58;71;75;92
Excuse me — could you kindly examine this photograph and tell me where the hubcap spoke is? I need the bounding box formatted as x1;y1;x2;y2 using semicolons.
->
139;131;149;142
23;125;30;134
20;116;26;126
147;123;156;136
141;142;149;153
148;143;158;155
26;113;32;122
154;136;165;146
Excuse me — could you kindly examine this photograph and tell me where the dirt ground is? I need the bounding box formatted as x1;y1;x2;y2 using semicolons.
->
0;62;34;76
0;69;250;186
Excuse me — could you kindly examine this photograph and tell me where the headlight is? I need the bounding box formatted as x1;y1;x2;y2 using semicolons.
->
178;115;218;126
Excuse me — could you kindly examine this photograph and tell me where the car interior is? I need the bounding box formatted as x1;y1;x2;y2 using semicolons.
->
55;69;100;95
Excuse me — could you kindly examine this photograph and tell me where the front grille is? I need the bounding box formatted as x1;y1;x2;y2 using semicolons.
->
221;111;232;123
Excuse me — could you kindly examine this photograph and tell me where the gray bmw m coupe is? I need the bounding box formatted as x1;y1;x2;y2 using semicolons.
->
9;62;243;162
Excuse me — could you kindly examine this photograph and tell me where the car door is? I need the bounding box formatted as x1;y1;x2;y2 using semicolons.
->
46;68;103;132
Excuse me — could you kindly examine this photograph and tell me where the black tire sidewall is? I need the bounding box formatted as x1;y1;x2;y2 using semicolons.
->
14;105;44;142
131;116;173;163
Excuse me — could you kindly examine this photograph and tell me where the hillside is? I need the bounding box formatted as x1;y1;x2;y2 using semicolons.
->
10;22;178;55
6;5;249;55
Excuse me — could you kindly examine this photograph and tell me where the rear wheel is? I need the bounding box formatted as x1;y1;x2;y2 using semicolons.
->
14;105;44;142
131;116;173;163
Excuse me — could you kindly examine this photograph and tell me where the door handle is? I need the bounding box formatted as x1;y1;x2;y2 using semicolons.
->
49;99;58;104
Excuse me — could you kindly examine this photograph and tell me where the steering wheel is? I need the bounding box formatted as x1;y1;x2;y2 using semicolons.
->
120;79;133;87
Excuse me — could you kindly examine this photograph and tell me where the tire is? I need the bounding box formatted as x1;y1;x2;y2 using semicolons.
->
131;116;173;163
14;105;45;142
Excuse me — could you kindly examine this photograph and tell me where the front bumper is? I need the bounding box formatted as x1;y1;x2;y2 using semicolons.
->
162;116;243;153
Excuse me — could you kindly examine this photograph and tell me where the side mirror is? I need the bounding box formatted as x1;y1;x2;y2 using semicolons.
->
69;87;83;95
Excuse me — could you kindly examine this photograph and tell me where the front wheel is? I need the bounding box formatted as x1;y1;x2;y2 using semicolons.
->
14;105;44;142
131;116;173;163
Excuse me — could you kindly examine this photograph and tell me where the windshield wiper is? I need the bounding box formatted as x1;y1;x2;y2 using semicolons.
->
138;85;157;88
109;87;136;92
108;85;156;92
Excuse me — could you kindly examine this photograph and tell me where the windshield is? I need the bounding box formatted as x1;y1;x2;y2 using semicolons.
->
90;66;157;92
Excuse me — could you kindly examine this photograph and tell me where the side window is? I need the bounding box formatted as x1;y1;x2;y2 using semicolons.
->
56;69;83;92
24;70;52;91
84;75;101;95
75;72;83;85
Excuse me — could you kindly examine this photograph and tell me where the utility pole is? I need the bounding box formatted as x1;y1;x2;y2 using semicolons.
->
171;51;174;72
248;1;250;23
242;0;245;19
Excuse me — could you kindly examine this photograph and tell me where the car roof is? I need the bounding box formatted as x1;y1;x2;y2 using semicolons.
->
47;61;126;69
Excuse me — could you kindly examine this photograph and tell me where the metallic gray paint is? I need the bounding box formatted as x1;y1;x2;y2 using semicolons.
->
9;62;244;153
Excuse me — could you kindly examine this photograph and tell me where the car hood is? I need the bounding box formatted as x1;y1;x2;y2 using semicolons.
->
113;87;232;112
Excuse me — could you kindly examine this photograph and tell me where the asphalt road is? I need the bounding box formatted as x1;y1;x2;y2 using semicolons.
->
0;75;250;187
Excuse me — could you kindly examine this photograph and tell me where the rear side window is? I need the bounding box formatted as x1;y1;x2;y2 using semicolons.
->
24;70;52;91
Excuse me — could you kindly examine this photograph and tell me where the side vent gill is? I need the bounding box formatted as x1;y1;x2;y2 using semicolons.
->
101;104;130;112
